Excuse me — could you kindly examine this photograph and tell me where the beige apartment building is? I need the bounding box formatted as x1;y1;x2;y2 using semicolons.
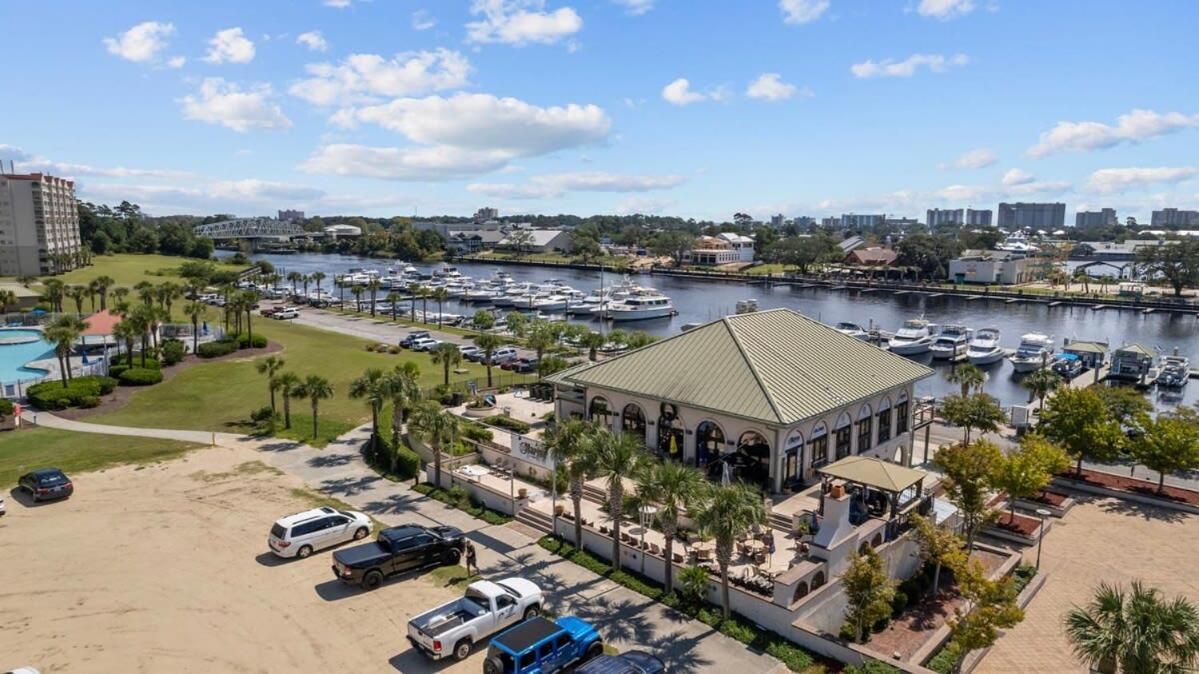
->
0;172;82;276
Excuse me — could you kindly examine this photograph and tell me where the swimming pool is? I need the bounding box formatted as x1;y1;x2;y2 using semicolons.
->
0;328;54;381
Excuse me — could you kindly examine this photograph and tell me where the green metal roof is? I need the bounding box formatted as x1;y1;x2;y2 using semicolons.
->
556;308;932;426
817;456;927;493
1117;343;1156;357
1064;341;1108;355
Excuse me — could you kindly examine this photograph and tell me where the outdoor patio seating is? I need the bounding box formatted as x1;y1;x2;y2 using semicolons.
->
673;552;685;563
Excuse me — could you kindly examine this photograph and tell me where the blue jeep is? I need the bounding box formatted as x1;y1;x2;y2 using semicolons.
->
483;616;604;674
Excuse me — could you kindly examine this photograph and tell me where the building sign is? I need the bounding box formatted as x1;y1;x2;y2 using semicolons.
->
510;431;555;471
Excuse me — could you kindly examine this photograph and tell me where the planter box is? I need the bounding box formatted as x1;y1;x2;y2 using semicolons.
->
1053;474;1199;515
1012;490;1075;518
462;405;497;418
983;512;1049;546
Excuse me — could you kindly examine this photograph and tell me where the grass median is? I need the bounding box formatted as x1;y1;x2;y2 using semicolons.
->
0;427;201;487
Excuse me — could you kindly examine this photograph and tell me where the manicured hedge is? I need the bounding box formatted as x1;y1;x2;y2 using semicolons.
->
161;339;186;365
26;375;118;410
118;367;164;386
461;421;495;443
0;398;13;417
197;340;237;358
110;358;161;378
224;332;268;349
413;482;512;525
480;415;531;434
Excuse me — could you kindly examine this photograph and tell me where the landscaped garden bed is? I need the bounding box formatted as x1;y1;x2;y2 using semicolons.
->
1054;467;1199;510
984;511;1046;544
1013;488;1075;517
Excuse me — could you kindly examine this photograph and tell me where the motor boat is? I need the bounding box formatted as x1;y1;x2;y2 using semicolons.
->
464;286;499;303
888;319;938;355
532;294;569;312
1157;355;1191;388
929;325;973;361
1009;333;1055;373
735;299;759;314
1051;353;1085;380
834;322;870;341
966;328;1005;365
996;234;1039;254
606;293;675;321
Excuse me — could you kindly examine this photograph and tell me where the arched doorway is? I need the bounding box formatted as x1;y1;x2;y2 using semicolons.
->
876;398;893;444
736;430;771;487
896;393;910;435
834;412;852;460
656;403;684;460
807;422;829;468
589;396;613;429
621;403;646;443
695;421;725;469
856;404;873;454
783;429;804;486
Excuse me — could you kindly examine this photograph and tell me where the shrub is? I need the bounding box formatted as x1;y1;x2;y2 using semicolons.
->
197;340;237;358
365;343;377;351
26;375;113;409
95;376;118;394
0;398;14;418
161;339;186;365
250;406;275;423
461;421;494;443
890;589;909;617
388;345;401;354
481;415;531;434
110;358;161;379
838;623;857;642
118;367;163;386
846;660;901;674
79;396;101;408
227;332;268;349
926;641;963;674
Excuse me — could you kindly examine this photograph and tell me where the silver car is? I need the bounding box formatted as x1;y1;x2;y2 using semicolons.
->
268;507;372;559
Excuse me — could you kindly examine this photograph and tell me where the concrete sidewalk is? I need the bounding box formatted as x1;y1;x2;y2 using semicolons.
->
22;412;787;674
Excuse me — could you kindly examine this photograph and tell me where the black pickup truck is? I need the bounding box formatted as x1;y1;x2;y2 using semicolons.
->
332;524;466;590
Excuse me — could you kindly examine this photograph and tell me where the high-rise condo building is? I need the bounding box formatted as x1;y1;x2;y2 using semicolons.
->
0;171;82;276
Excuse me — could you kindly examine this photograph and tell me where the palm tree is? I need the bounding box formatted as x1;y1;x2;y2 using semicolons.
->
636;461;709;594
301;274;311;300
134;280;155;307
692;482;767;619
406;282;421;322
351;285;364;313
94;275;115;310
585;429;648;571
386;292;401;321
419;287;431;323
409;400;460;488
184;301;206;356
128;305;156;368
42;279;65;312
473;333;504;388
430;342;462;386
67;285;87;316
286;271;302;298
383;364;421;470
277;372;301;429
580;330;607;361
241;290;259;346
946;363;987;397
111;286;130;311
46;316;86;387
295;375;333;440
1065;580;1199;674
368;279;382;317
432;287;450;327
312;271;326;301
157;282;181;321
1023;368;1063;419
350;368;388;456
0;289;17;314
256;356;286;414
113;318;138;368
526;323;557;379
543;419;597;548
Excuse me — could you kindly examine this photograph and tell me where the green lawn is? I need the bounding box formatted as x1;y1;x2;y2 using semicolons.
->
0;427;201;487
51;253;243;288
90;315;524;446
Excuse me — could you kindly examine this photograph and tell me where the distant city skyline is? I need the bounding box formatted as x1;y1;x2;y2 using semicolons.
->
3;1;1199;222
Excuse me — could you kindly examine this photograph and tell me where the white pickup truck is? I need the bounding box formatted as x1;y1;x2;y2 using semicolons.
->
407;578;543;661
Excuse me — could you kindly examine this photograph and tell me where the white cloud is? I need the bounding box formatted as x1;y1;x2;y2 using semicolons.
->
661;78;728;106
1002;168;1033;186
204;27;256;64
179;78;292;132
208;179;325;201
304;93;610;180
612;0;654;15
324;0;353;7
1086;167;1199;194
289;49;470;106
167;56;186;69
412;9;436;30
779;0;829;24
936;184;989;202
296;31;328;52
466;0;583;46
618;196;675;215
916;0;975;20
951;148;996;169
746;73;805;102
1027;109;1199;158
467;172;684;199
851;53;968;78
2;146;193;180
103;21;175;63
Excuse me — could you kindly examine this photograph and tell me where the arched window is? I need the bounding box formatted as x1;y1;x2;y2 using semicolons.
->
896;392;910;435
871;533;883;548
834;413;852;460
783;429;804;483
656;402;684;460
792;581;809;602
856;404;873;454
622;403;646;441
811;570;826;589
589;396;612;426
808;422;828;467
737;431;772;487
695;421;725;468
876;397;893;443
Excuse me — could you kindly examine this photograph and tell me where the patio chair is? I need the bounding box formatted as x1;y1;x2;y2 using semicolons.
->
599;524;609;534
673;552;684;563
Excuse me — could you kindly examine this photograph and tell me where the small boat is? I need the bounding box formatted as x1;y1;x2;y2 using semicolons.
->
1157;355;1190;388
735;299;759;314
1051;353;1084;380
834;322;870;341
930;325;973;361
966;328;1005;365
1009;333;1055;373
888;319;938;355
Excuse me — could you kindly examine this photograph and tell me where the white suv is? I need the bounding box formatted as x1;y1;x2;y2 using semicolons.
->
268;507;372;559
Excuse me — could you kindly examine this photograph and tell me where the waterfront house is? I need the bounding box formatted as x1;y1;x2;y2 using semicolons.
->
844;246;898;266
1070;239;1176;262
1109;343;1157;382
545;308;932;494
497;229;574;254
947;249;1032;284
683;232;755;265
445;228;505;254
1062;339;1109;370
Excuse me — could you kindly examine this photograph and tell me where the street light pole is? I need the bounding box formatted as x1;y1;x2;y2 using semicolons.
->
1035;508;1051;569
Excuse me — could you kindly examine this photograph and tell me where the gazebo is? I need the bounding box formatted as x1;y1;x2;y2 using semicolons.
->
816;456;930;536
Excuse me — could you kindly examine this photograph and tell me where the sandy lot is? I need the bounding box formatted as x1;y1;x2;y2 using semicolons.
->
0;445;480;673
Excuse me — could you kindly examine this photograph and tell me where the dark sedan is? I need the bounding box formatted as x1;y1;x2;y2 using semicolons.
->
19;468;74;502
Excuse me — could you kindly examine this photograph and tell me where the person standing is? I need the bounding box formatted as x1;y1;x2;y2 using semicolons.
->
464;540;478;577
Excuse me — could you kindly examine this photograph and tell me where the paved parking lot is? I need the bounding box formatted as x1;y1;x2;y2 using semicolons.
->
977;496;1199;673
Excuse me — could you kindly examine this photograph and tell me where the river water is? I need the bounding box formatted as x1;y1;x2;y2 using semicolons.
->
254;252;1198;411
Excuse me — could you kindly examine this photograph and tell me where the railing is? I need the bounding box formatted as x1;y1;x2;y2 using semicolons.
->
1;359;110;400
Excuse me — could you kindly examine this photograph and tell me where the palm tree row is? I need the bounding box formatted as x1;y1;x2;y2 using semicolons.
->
253;355;333;440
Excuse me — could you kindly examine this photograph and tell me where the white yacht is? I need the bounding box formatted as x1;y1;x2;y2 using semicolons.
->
1009;333;1055;373
996;234;1039;254
888;319;938;355
834;322;870;341
606;294;675;321
930;325;974;361
1157;355;1191;388
532;294;570;312
966;328;1005;365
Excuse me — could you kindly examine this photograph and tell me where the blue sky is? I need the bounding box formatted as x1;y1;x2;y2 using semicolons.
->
3;0;1199;222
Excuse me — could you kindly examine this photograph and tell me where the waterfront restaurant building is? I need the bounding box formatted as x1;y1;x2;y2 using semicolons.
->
546;309;933;494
